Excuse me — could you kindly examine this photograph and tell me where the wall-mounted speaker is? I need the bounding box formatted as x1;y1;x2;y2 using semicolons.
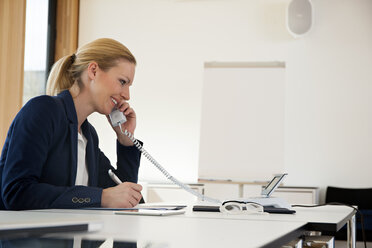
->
286;0;313;38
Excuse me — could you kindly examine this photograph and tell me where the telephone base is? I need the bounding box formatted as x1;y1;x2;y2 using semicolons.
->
241;197;292;209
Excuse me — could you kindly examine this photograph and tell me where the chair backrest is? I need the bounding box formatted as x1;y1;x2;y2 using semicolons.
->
326;186;372;210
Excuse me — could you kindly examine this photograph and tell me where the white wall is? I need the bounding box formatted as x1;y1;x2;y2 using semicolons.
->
79;0;372;200
199;64;286;181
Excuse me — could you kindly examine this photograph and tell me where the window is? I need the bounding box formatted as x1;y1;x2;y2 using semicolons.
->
23;0;50;104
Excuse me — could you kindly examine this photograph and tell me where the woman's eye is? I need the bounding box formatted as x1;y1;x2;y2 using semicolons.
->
119;79;127;86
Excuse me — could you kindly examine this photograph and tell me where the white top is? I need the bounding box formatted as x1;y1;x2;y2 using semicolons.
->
75;131;88;186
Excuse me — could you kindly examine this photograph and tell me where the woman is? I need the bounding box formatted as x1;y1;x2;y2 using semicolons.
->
0;38;143;210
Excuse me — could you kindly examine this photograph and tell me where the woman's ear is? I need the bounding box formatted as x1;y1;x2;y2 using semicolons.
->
87;61;98;80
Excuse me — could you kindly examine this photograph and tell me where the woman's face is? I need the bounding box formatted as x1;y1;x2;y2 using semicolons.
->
90;59;135;115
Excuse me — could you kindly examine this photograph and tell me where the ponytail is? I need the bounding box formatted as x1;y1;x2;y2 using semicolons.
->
46;54;76;96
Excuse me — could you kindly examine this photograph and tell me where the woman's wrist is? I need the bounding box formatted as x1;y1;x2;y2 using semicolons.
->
101;188;109;208
117;134;134;146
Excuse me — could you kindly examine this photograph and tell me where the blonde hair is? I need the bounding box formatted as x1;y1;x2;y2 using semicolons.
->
46;38;136;96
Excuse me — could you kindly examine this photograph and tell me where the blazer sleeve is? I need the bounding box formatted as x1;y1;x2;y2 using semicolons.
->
1;97;102;210
97;140;142;188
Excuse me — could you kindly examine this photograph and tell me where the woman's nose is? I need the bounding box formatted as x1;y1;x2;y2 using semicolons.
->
121;87;130;100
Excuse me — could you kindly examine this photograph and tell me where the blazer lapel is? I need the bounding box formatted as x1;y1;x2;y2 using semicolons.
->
57;90;79;186
82;122;97;186
69;123;78;185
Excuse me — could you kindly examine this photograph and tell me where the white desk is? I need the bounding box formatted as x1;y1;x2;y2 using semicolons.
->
187;205;354;228
73;214;306;247
0;210;101;238
0;204;356;248
187;204;356;247
23;210;306;248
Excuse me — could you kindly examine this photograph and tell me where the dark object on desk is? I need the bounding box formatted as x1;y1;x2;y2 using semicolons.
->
264;207;296;214
192;205;220;212
192;205;296;214
325;186;372;241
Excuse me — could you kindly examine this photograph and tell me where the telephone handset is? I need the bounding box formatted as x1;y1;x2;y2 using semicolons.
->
109;109;220;204
109;109;127;127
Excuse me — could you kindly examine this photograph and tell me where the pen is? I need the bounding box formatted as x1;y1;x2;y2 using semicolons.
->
108;169;123;184
108;169;145;204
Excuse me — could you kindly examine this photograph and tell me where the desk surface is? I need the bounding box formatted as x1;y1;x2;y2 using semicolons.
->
25;210;306;248
0;211;101;238
187;205;355;232
20;204;355;248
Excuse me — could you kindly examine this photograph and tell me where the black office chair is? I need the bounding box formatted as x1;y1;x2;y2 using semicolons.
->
325;186;372;241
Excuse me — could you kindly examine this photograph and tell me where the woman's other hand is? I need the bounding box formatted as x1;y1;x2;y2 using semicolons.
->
101;182;143;208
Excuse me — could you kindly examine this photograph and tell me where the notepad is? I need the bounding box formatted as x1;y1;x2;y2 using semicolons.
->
114;209;186;216
85;205;186;211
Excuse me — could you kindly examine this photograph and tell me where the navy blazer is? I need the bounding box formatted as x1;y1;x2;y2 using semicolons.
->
0;90;141;210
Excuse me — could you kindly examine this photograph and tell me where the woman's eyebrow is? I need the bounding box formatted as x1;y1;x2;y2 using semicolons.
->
120;76;131;84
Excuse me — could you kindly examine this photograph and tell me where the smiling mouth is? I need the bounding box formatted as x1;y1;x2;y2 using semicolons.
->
111;97;118;106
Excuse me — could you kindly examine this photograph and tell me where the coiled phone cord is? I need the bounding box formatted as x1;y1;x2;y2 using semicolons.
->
119;126;221;204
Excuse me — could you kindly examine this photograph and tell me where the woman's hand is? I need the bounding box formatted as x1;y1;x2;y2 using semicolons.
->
107;100;136;146
101;182;143;208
